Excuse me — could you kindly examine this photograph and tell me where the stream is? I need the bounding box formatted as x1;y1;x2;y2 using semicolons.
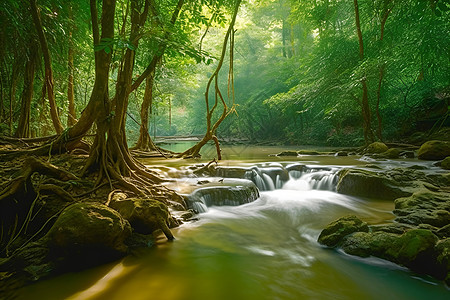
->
15;144;449;299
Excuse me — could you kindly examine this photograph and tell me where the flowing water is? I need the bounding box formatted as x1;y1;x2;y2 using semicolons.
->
15;144;449;299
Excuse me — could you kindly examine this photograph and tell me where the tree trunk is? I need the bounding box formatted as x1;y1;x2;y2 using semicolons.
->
29;0;64;134
353;0;373;144
179;0;242;159
131;0;184;152
67;5;76;127
133;71;158;151
375;4;393;142
15;46;38;138
9;56;20;136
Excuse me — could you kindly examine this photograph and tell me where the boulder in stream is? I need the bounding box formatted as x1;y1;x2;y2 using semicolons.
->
187;179;260;213
319;216;448;282
364;142;388;154
441;156;450;170
317;215;369;247
336;169;413;200
109;197;175;240
45;203;132;257
418;140;450;160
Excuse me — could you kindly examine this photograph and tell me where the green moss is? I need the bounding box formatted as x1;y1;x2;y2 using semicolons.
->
418;140;450;160
396;229;438;263
441;157;450;170
365;142;388;154
318;215;369;247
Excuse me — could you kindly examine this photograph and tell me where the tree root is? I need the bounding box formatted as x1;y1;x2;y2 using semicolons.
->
0;157;80;255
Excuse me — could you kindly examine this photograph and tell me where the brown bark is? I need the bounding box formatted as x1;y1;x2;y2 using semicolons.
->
132;0;184;151
29;0;64;135
353;0;373;144
67;5;76;127
179;0;242;159
375;4;393;141
9;55;20;136
134;71;158;151
15;46;38;138
130;0;184;93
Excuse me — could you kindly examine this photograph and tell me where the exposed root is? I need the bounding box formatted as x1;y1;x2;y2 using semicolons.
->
0;157;79;256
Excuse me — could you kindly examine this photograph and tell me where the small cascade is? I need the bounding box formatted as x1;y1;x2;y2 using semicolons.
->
186;163;341;213
244;166;289;191
297;170;339;191
187;179;260;213
243;163;339;192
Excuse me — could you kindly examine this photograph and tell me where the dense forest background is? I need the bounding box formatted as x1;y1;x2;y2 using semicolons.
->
0;0;448;148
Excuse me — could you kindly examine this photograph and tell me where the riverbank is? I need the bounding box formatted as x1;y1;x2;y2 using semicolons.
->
1;140;449;297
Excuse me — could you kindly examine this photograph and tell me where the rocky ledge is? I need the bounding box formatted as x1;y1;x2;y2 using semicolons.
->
318;140;450;286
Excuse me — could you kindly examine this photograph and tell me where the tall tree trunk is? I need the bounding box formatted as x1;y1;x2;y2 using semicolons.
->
30;0;64;134
15;46;38;138
67;4;76;127
133;71;157;151
375;4;393;142
131;0;184;152
179;0;242;159
9;55;20;136
130;0;184;93
353;0;373;144
282;19;287;58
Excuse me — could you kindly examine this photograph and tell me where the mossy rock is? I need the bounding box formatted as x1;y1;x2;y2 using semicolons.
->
365;142;388;154
341;229;441;277
381;148;401;159
436;239;450;284
335;151;348;156
418;140;450;160
109;197;173;240
317;215;369;247
337;169;412;200
394;229;439;266
394;190;448;210
342;231;399;258
441;157;450;170
45;203;131;267
276;151;298;157
298;150;321;155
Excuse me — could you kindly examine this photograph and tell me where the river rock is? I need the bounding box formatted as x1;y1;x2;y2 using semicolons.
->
441;157;450;170
340;229;442;277
214;166;249;178
298;150;321;155
335;151;348;156
109;197;174;240
45;203;131;255
317;215;369;247
365;142;388;154
418;140;450;160
337;169;412;200
436;239;450;285
187;179;260;212
276;151;298;157
381;148;401;159
394;190;450;228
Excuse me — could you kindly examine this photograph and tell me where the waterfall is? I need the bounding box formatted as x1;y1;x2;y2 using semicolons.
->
243;164;339;192
187;179;260;213
186;163;341;213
